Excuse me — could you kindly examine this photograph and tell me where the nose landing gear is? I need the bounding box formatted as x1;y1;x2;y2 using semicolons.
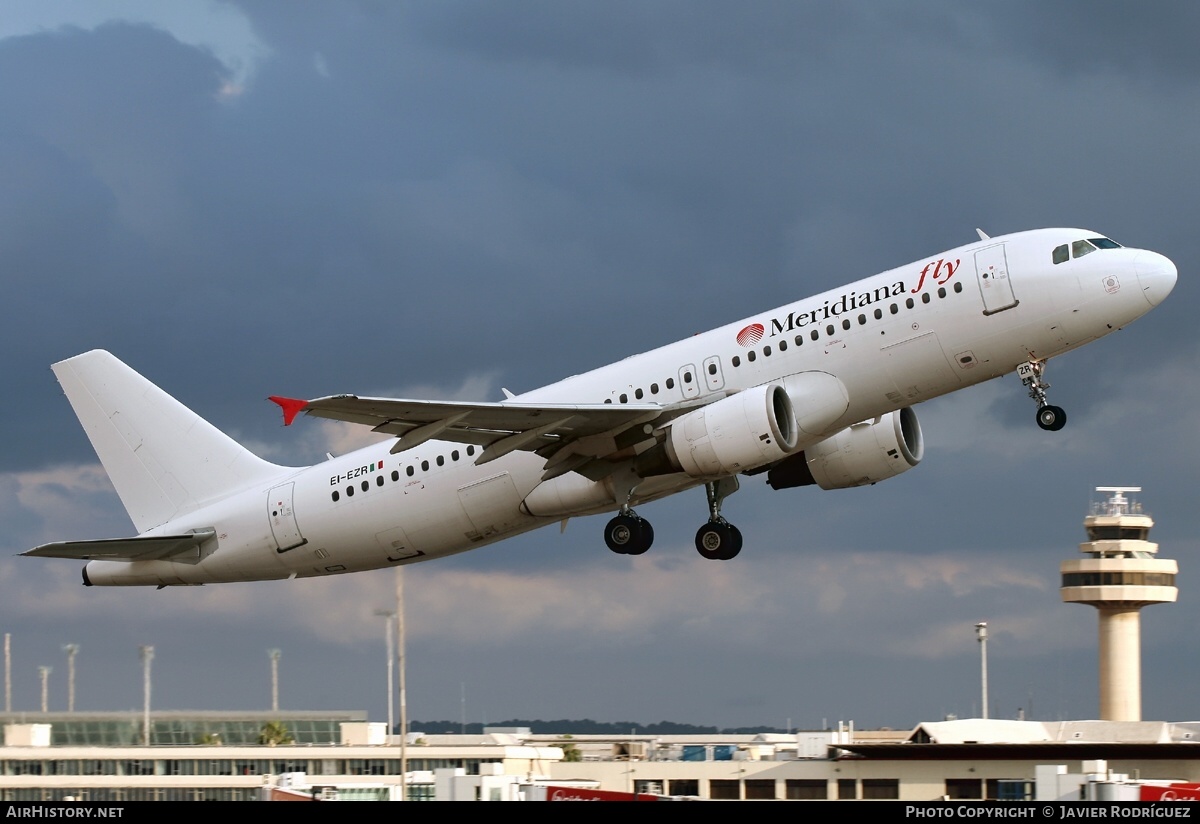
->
1018;360;1067;431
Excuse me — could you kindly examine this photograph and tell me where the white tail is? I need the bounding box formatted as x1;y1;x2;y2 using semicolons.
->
52;350;290;532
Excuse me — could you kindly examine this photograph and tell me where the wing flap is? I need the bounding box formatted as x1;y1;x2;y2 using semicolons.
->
23;528;216;562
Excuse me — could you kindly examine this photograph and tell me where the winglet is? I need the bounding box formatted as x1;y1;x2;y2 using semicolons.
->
976;228;990;240
269;396;309;426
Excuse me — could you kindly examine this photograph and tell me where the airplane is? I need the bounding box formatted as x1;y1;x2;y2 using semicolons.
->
24;228;1176;586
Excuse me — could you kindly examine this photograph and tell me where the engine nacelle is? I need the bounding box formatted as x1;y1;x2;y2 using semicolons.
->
638;383;799;479
766;407;923;490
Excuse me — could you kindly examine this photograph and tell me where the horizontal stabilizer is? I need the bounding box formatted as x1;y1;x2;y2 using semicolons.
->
23;528;216;562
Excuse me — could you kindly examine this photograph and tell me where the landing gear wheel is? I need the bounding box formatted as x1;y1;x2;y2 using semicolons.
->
1019;360;1066;432
695;521;742;561
625;519;653;556
604;513;653;555
1036;404;1067;432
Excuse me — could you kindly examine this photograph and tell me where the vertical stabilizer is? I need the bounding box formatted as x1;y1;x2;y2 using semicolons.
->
52;350;290;533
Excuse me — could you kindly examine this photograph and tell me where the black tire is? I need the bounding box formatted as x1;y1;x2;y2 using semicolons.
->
696;522;735;560
625;519;653;555
1036;405;1067;432
605;514;636;554
723;524;743;560
605;514;653;555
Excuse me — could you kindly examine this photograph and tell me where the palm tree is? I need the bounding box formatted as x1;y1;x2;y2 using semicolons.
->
258;720;294;746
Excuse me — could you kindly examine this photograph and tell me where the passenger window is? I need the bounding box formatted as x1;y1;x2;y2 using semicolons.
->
684;372;693;383
747;350;757;362
361;480;369;492
451;450;459;461
619;393;628;403
778;340;787;351
890;303;899;314
906;297;915;309
332;491;340;502
436;455;444;466
421;460;429;471
406;466;414;477
635;388;643;399
954;282;963;293
921;293;931;304
874;308;882;320
346;486;354;497
666;378;675;389
391;470;399;481
858;314;866;325
841;319;850;330
376;476;384;487
604;398;612;404
708;363;717;374
731;356;740;367
826;324;834;336
651;383;659;393
794;335;804;346
1053;244;1069;264
467;445;475;456
810;329;819;341
762;346;771;356
937;287;946;298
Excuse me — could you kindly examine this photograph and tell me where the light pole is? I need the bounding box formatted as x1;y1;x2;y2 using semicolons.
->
38;666;51;713
139;645;154;745
396;568;407;802
4;633;10;713
268;649;281;712
975;622;989;720
63;644;79;713
374;610;396;735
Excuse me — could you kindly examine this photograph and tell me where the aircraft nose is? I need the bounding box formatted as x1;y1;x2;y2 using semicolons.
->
1134;250;1178;307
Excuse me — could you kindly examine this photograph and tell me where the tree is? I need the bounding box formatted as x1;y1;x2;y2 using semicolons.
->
558;735;582;763
258;720;294;746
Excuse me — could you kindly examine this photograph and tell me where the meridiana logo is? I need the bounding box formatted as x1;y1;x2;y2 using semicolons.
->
736;324;764;347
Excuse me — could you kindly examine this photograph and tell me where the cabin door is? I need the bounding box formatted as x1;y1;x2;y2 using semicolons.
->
975;244;1018;315
267;483;307;552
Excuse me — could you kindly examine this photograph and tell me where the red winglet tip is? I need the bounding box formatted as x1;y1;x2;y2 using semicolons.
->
269;396;309;426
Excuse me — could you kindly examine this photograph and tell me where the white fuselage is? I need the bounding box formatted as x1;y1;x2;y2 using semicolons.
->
83;228;1176;585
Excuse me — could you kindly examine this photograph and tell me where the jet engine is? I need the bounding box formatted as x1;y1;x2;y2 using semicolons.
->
766;407;923;490
636;383;799;478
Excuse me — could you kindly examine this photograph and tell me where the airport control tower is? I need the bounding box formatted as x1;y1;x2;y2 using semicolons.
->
1060;487;1177;722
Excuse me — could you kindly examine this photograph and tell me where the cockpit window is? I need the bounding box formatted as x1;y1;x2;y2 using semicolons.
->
1053;244;1069;264
1090;237;1121;249
1072;239;1096;258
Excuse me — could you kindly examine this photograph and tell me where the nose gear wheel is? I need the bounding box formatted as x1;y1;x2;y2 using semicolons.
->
1018;360;1068;431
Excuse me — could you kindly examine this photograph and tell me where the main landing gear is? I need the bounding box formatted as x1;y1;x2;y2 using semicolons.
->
602;476;745;560
1018;359;1067;432
604;509;654;555
694;478;742;561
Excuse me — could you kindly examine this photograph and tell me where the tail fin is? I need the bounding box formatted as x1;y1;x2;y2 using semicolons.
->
52;350;289;533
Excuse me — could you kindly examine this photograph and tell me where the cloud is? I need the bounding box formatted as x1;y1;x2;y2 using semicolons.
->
0;0;270;90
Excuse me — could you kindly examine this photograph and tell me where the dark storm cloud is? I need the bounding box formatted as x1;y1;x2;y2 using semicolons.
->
0;1;1196;728
986;0;1200;82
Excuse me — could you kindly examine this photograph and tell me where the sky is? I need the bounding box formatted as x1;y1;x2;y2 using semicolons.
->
1;1;1198;732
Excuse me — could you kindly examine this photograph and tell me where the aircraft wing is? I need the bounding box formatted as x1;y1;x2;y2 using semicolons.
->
270;394;703;480
23;529;217;562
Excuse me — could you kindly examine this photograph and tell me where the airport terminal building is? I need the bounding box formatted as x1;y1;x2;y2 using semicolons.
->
4;712;1200;801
